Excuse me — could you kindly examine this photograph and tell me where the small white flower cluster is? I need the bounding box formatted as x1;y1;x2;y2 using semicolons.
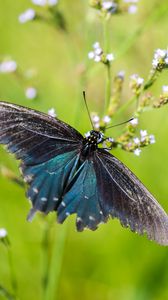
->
123;0;139;14
0;60;17;73
162;85;168;95
25;87;37;99
18;8;36;23
88;42;114;64
103;115;111;124
0;228;8;239
48;108;57;117
117;70;125;79
133;130;155;156
102;1;118;14
130;74;144;89
130;118;138;126
32;0;58;6
134;148;141;156
91;113;100;129
152;49;168;70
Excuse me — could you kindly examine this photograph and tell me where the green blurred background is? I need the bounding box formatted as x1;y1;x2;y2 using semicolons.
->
0;0;168;299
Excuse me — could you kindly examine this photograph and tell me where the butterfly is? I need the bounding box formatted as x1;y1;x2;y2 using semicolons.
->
0;101;168;245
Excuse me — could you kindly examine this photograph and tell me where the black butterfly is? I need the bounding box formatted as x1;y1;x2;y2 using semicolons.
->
0;101;168;245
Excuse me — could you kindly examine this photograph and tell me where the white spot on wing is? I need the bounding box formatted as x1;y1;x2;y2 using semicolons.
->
61;201;66;207
53;197;58;201
89;216;95;221
41;197;47;202
84;195;89;199
66;212;70;216
33;187;38;194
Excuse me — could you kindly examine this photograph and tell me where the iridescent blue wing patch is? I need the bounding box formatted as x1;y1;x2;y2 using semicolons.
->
57;158;107;231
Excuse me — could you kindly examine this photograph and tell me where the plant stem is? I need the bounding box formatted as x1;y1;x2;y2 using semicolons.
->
42;220;52;300
7;246;18;298
103;18;112;113
44;223;68;300
105;63;111;112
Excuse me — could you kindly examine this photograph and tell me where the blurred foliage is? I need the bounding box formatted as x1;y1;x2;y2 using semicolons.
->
0;0;168;300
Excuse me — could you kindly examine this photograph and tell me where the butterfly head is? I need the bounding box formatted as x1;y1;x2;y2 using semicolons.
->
84;130;104;146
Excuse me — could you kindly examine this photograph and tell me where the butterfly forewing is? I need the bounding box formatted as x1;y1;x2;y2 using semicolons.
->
0;101;83;165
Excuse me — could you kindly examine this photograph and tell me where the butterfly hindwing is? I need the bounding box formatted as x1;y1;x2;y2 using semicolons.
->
22;150;81;218
57;158;107;231
94;150;168;245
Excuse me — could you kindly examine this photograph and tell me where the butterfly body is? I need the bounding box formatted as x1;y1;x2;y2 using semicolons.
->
0;101;168;245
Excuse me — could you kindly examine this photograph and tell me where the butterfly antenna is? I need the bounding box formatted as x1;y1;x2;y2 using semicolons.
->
106;117;134;129
83;91;94;130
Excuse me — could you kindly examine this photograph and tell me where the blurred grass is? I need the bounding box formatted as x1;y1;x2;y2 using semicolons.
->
0;0;168;300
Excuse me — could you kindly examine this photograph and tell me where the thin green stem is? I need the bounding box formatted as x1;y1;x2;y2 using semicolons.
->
103;18;112;113
7;246;18;298
103;19;109;53
44;223;68;300
105;63;112;112
42;220;52;300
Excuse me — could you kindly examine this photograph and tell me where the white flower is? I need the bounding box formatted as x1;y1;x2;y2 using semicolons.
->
106;53;114;62
130;118;138;126
130;74;144;86
162;85;168;93
32;0;58;5
18;9;36;23
88;42;102;63
152;49;168;69
102;1;113;10
165;57;168;65
152;58;159;68
0;228;7;238
140;129;147;138
128;5;137;14
123;0;139;2
154;49;166;59
149;134;156;144
48;108;56;117
48;0;58;5
103;115;111;123
94;123;100;129
0;60;17;73
25;87;37;99
92;115;100;123
140;129;148;142
134;148;141;156
93;42;100;49
88;51;95;59
137;77;144;85
94;55;101;62
133;137;140;145
118;70;125;78
32;0;46;5
95;48;102;55
102;1;118;13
